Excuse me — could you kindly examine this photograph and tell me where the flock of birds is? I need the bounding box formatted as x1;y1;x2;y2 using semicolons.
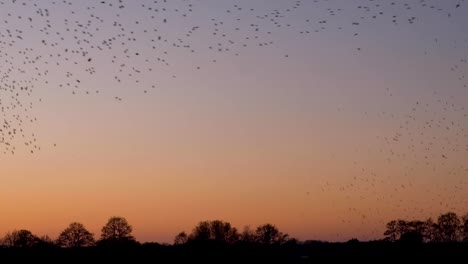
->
1;0;467;239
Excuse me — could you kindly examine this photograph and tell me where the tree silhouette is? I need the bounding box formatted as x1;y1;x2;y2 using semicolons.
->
437;212;461;242
240;225;256;243
39;235;54;245
384;218;441;243
209;220;239;243
255;224;289;245
189;221;210;242
188;220;239;244
174;231;188;245
2;230;39;248
347;238;360;244
33;235;58;249
461;213;468;242
384;220;399;242
56;222;95;248
100;216;135;242
421;218;438;242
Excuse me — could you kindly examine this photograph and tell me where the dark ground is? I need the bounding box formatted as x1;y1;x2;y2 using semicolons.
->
1;241;467;263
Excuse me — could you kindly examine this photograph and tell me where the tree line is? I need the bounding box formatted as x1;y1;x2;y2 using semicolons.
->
0;217;291;248
1;217;136;248
2;211;468;249
384;212;468;243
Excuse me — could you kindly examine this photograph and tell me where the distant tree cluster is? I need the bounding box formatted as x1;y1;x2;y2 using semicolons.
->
384;212;468;243
2;212;468;249
0;217;290;249
174;220;291;245
0;216;135;248
2;230;42;248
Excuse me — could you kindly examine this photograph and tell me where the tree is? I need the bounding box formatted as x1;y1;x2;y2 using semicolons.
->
57;222;95;248
384;218;442;243
384;220;399;242
347;238;360;244
189;221;210;242
39;235;54;244
35;235;57;248
384;219;415;242
209;220;239;243
421;218;439;243
2;230;39;248
240;225;256;243
100;216;135;242
461;213;468;242
174;231;188;245
437;212;461;242
188;220;239;244
255;224;289;245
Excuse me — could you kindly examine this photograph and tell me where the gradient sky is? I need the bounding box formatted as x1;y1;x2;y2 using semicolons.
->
1;0;468;243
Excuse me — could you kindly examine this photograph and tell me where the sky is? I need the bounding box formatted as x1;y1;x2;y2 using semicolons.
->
0;0;468;243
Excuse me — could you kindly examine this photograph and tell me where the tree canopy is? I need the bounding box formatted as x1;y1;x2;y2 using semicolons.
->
57;222;95;248
2;230;40;248
100;216;136;245
384;211;466;243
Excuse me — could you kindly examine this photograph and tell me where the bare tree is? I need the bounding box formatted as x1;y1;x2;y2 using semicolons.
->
240;225;256;243
384;220;399;242
461;213;468;242
57;222;95;248
188;220;239;244
437;212;461;242
174;231;188;245
384;218;446;243
2;230;39;248
255;224;289;245
100;216;135;242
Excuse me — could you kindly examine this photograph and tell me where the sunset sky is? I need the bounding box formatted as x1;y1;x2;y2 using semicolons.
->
1;0;468;243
